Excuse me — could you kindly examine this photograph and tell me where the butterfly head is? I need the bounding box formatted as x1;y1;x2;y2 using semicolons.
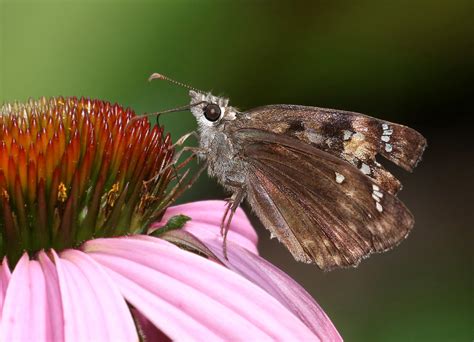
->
189;90;237;129
147;73;237;129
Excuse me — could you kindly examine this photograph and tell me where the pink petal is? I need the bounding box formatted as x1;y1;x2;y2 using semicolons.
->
153;200;259;254
0;254;47;340
84;236;318;341
38;251;64;341
0;258;11;320
192;236;342;341
53;249;138;341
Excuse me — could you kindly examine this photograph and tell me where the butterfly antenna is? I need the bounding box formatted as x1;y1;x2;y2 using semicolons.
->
125;101;207;131
148;73;205;94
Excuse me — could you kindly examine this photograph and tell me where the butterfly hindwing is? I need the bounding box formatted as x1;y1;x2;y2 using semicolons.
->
237;129;414;270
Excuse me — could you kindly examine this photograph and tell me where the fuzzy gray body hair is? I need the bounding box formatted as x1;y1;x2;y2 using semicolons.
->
189;90;248;193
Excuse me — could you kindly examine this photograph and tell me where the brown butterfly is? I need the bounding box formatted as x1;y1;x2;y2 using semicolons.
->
149;73;427;271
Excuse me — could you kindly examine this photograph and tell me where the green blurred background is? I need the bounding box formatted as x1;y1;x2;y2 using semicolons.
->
1;0;472;340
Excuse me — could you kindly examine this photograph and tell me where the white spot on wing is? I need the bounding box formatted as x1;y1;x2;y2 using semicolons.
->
343;130;354;141
335;172;345;184
305;130;326;145
360;163;371;175
381;123;393;146
371;185;384;212
373;190;383;198
352;132;365;141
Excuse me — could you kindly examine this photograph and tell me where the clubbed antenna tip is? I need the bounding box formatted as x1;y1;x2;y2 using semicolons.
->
148;72;204;93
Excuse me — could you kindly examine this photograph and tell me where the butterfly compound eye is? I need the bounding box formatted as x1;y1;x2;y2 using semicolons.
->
203;103;221;122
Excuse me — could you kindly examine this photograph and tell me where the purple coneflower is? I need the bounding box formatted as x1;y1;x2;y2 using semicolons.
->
0;97;341;341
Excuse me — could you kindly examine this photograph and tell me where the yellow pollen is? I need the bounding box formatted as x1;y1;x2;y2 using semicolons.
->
57;182;68;202
106;182;120;207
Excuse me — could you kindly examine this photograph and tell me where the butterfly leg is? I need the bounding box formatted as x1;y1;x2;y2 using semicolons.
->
144;145;206;187
172;131;199;148
164;160;208;206
220;180;246;236
220;187;246;259
220;201;232;236
163;130;202;182
171;146;205;166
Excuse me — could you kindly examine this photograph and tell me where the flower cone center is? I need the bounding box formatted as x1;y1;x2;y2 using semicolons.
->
0;97;176;265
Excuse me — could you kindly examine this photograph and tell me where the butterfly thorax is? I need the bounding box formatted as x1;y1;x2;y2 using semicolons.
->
201;128;248;190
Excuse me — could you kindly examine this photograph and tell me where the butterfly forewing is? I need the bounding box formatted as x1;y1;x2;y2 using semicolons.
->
233;105;427;195
237;129;414;270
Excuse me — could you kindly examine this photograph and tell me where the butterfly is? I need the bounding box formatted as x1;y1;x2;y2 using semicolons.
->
149;73;427;271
